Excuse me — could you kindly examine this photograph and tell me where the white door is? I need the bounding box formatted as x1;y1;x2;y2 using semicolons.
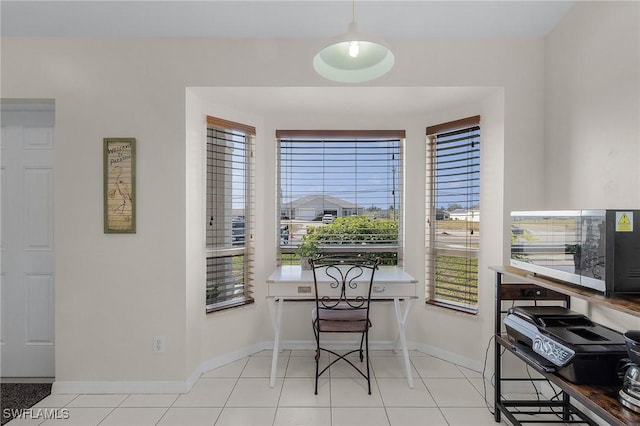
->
1;102;55;377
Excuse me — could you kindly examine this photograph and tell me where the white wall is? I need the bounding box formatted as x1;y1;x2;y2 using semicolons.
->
544;1;640;208
185;90;272;381
1;32;549;391
542;2;640;334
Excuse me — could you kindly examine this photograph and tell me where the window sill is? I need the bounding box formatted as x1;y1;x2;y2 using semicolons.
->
425;300;478;315
206;297;254;314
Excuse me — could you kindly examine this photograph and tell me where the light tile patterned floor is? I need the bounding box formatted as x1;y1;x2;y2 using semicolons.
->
8;350;506;426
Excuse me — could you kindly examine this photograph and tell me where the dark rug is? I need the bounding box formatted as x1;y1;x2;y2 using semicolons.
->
0;383;52;425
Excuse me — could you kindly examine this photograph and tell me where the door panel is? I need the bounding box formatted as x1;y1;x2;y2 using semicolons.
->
23;126;54;150
25;274;54;344
1;275;6;346
24;168;54;250
1;103;55;377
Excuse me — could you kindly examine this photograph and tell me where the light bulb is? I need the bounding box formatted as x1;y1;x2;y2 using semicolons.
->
349;40;360;58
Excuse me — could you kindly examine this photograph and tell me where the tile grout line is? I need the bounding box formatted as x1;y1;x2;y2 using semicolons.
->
271;350;291;426
215;354;252;425
37;351;499;426
370;357;394;426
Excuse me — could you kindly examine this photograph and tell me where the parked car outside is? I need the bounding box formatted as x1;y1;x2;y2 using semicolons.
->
322;214;334;224
232;216;245;244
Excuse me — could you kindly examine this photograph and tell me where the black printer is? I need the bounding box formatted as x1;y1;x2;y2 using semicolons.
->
504;306;627;384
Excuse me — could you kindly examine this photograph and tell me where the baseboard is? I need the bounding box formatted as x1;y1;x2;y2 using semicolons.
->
411;341;485;374
51;339;487;395
52;342;269;395
187;341;270;387
51;380;191;395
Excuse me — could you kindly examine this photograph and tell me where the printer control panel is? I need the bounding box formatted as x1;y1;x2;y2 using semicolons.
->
532;334;575;367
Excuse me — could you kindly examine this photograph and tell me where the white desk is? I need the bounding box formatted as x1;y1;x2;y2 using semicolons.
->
266;265;418;388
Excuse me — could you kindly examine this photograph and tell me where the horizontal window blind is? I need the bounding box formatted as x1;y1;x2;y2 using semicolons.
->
278;131;404;266
426;116;480;313
206;254;252;309
206;117;255;312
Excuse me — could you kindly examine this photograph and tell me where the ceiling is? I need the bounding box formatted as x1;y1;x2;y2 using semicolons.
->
2;1;574;116
2;1;575;38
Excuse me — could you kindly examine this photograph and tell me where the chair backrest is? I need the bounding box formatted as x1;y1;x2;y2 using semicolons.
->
309;254;381;317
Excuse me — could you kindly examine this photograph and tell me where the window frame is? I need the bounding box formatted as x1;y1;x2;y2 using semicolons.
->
276;129;405;265
425;116;481;314
205;116;255;313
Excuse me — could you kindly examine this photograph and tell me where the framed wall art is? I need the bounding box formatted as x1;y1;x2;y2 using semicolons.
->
104;138;136;233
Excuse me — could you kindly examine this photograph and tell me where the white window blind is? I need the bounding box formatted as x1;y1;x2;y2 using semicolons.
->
277;130;404;265
206;116;255;312
426;116;480;313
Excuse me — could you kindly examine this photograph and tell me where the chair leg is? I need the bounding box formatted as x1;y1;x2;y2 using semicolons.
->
314;328;320;395
312;325;372;395
365;328;371;395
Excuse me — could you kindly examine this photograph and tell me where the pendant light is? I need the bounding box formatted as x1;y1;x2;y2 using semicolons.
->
313;0;394;83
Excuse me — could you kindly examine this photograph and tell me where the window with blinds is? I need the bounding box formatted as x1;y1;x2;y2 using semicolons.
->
426;116;480;313
277;130;404;265
206;116;255;312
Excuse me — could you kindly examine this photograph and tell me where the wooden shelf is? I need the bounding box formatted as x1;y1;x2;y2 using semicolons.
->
496;335;640;426
492;265;640;426
491;265;640;318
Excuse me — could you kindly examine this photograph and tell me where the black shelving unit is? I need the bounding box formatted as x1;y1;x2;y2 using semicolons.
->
492;266;640;426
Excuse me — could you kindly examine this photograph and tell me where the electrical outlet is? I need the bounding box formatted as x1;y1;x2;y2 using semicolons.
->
521;288;547;298
153;336;165;353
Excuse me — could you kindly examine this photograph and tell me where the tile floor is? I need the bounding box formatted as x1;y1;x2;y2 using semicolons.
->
8;350;505;426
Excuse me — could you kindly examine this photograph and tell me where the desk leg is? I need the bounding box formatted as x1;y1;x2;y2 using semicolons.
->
393;298;414;389
269;298;284;388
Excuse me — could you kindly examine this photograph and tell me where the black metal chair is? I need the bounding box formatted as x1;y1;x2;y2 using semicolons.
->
309;254;381;395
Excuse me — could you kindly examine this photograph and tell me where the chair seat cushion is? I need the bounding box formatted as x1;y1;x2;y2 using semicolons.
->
312;306;370;332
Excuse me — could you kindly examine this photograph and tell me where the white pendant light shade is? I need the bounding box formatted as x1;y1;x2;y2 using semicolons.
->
313;22;394;83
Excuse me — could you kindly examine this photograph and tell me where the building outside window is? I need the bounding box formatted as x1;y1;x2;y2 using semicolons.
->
205;116;255;312
426;116;481;313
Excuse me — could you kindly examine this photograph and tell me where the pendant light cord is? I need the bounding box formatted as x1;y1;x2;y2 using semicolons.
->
352;0;356;23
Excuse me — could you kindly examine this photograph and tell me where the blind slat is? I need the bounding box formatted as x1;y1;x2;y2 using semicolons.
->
426;116;480;135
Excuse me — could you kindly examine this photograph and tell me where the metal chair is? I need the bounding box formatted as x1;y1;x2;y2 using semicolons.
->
309;254;381;394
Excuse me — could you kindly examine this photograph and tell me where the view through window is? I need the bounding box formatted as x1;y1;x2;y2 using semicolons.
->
206;116;255;312
426;116;480;313
277;130;404;266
